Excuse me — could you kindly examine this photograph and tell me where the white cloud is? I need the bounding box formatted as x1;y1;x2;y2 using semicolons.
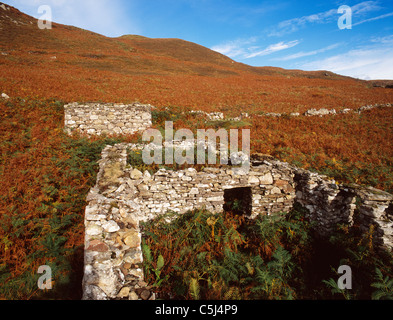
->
269;1;382;37
212;39;300;59
211;37;258;58
353;11;393;27
268;8;336;37
245;40;300;58
351;0;382;15
9;0;140;37
371;34;393;44
273;43;341;61
300;46;393;80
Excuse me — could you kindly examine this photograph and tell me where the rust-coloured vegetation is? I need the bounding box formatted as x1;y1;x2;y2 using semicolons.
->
1;4;393;112
141;207;393;300
0;4;392;299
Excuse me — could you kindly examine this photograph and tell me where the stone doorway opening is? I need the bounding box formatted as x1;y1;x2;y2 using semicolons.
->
223;187;253;216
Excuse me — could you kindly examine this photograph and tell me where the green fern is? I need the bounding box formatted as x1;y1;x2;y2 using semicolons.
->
223;286;241;300
188;277;200;300
157;255;165;271
142;243;152;263
141;244;168;287
251;247;295;299
141;207;313;300
322;276;353;300
268;246;293;279
222;248;241;281
371;268;393;300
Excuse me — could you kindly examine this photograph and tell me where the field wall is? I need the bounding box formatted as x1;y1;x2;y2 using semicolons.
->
64;103;152;136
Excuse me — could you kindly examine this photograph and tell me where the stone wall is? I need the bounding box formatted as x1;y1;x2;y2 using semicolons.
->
64;102;152;136
130;161;295;221
188;103;392;121
294;168;393;248
82;144;393;300
82;144;296;300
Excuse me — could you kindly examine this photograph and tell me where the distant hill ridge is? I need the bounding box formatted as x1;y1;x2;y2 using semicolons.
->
0;1;351;79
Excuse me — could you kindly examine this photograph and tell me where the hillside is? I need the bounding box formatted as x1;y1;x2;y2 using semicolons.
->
1;2;393;113
1;2;393;301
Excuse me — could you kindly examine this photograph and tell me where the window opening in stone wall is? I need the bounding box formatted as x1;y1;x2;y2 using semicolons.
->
223;187;252;216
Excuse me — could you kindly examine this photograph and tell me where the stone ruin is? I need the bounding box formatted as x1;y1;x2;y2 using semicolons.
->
63;102;393;138
64;102;153;136
82;143;393;300
66;102;393;300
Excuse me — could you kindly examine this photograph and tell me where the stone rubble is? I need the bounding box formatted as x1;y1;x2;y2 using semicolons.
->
259;103;392;118
188;110;250;122
304;108;336;117
189;103;393;121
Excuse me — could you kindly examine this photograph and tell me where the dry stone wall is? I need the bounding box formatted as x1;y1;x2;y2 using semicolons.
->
64;102;152;136
82;144;296;300
294;168;393;248
82;144;393;300
188;103;392;121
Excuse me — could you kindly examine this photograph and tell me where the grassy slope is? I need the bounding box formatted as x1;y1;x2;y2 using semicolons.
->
1;3;393;111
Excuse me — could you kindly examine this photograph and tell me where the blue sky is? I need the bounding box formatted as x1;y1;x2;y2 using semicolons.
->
5;0;393;79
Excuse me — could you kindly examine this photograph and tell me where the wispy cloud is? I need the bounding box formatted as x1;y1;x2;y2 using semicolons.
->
268;9;337;37
300;44;393;80
212;39;300;59
353;11;393;27
245;40;300;58
273;43;341;61
371;34;393;44
211;37;258;59
351;0;382;14
268;1;382;37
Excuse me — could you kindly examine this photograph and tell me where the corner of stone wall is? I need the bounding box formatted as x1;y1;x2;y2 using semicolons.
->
293;167;393;249
82;146;300;299
82;143;155;300
352;185;393;249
